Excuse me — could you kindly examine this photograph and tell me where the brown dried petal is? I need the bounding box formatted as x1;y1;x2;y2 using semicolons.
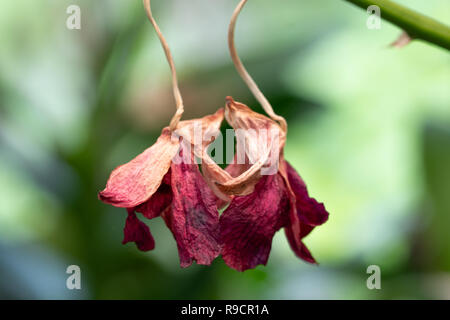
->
175;108;224;150
200;97;285;198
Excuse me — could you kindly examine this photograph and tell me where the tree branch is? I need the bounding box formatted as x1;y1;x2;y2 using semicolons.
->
344;0;450;50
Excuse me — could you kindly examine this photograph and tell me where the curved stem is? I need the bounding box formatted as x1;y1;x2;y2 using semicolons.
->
344;0;450;50
143;0;184;131
228;0;287;132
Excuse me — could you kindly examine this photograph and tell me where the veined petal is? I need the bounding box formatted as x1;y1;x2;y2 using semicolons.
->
99;128;179;208
122;209;155;252
285;161;329;226
164;148;221;268
220;174;290;271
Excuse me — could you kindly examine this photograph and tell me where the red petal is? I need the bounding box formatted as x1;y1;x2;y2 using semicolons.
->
278;159;317;264
163;150;221;268
285;161;329;226
99;128;179;208
220;174;290;271
135;171;173;220
122;209;155;251
284;226;316;264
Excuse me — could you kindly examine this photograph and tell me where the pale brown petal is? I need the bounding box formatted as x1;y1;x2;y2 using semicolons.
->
200;97;285;199
175;108;224;150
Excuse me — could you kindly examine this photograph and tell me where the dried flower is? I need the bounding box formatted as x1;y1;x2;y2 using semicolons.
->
99;110;224;267
199;98;329;271
99;0;329;271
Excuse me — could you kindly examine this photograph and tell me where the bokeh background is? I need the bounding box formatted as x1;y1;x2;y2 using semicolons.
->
0;0;449;299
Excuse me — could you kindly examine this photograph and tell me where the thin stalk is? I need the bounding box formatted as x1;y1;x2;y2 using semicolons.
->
143;0;184;130
344;0;450;50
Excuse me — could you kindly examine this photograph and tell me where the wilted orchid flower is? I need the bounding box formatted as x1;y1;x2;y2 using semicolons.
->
202;0;329;271
99;0;223;268
196;97;329;271
99;0;329;272
99;110;224;267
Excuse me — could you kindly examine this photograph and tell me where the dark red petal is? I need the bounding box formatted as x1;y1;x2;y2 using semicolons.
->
278;159;317;264
135;171;173;220
284;226;316;264
300;223;314;239
286;161;329;226
163;151;220;268
122;209;155;251
220;174;290;271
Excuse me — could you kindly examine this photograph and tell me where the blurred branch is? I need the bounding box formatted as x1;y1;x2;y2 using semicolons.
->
344;0;450;50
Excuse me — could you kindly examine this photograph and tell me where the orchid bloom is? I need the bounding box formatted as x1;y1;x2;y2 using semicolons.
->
99;0;329;272
99;0;224;267
209;98;329;271
99;110;225;267
207;0;329;271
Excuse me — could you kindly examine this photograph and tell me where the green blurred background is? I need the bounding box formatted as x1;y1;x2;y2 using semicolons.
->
0;0;449;299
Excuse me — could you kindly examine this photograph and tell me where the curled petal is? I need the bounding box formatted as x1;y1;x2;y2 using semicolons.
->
201;152;265;199
175;108;224;150
220;174;290;271
225;96;283;134
278;159;314;263
200;97;285;199
122;209;155;252
99;128;179;208
164;149;221;268
285;161;329;226
225;96;285;172
213;155;252;209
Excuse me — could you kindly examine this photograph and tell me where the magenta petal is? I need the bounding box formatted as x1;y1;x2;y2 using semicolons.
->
220;174;290;271
136;171;173;220
286;161;329;226
164;152;221;268
122;209;155;251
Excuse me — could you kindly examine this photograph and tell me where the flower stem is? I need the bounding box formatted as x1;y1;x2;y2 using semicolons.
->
343;0;450;50
143;0;184;131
